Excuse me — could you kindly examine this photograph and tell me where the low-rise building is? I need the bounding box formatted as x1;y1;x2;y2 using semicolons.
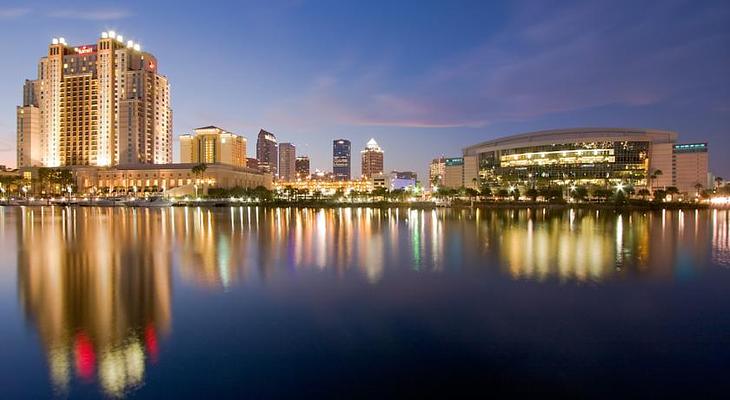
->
21;163;272;195
390;171;417;190
274;178;375;195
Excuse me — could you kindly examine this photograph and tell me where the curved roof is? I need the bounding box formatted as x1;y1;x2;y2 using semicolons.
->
463;127;678;155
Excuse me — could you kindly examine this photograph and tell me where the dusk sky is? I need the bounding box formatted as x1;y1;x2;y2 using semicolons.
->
1;0;728;179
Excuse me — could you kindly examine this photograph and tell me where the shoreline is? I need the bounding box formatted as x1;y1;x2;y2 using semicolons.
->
0;199;725;210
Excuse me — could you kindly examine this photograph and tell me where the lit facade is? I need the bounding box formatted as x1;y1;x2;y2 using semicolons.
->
17;102;42;167
333;139;351;180
361;138;384;178
256;129;278;175
673;143;709;194
68;163;272;193
429;157;446;187
18;32;172;168
390;171;417;190
295;156;310;179
179;126;246;167
462;128;680;189
278;142;296;181
274;178;375;195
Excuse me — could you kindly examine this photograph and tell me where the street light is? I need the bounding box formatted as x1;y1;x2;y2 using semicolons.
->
615;182;625;193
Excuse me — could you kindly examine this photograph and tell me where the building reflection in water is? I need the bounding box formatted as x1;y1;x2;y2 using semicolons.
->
16;207;172;397
13;206;730;395
167;207;730;287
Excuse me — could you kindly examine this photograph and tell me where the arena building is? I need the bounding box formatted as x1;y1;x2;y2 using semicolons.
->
461;128;710;193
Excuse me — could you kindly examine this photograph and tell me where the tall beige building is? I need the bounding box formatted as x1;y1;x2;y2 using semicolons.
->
361;138;384;178
17;84;43;167
17;32;172;168
673;143;709;194
278;143;296;181
179;126;246;167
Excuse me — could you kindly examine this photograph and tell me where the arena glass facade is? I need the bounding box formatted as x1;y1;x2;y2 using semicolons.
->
462;128;678;188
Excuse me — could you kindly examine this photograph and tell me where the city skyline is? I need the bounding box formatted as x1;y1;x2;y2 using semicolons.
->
0;0;729;181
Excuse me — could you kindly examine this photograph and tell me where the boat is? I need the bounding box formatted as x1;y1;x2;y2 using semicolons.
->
126;197;173;207
81;198;126;207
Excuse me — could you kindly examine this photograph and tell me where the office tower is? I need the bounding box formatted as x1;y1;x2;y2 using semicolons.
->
179;126;246;167
278;142;296;181
17;32;172;167
17;80;42;167
332;139;351;180
295;156;310;179
673;143;709;194
256;129;278;175
429;157;446;187
361;138;384;178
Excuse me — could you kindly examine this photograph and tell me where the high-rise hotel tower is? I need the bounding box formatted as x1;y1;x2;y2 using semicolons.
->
17;32;172;168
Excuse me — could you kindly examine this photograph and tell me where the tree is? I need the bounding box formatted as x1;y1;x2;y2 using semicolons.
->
650;169;663;190
253;186;273;202
479;184;492;200
464;188;479;202
592;188;613;201
638;188;651;200
694;183;704;197
571;186;588;202
653;189;667;202
526;188;539;202
715;176;724;190
191;163;207;181
497;188;509;200
511;188;520;201
372;187;388;200
333;188;345;201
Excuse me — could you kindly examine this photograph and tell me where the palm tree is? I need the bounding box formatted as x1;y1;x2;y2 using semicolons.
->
694;182;704;197
191;163;207;197
715;176;724;190
650;169;663;191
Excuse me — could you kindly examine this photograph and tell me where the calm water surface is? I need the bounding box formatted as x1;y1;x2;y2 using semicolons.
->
0;206;728;398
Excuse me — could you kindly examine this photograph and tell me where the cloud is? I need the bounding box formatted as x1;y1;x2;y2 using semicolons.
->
47;8;131;21
0;7;31;18
264;0;730;130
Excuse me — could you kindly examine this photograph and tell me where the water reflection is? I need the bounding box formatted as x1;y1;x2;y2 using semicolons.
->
9;206;730;396
16;208;172;397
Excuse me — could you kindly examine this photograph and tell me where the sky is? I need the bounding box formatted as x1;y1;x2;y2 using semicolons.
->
0;0;728;180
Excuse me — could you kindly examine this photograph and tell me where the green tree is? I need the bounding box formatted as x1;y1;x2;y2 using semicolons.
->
191;163;207;180
650;169;663;190
571;186;588;202
479;184;492;200
694;183;704;197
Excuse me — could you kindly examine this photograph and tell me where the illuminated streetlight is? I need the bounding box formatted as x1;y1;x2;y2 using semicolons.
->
615;182;625;193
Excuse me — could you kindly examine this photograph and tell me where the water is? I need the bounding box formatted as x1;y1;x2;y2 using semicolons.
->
0;206;728;398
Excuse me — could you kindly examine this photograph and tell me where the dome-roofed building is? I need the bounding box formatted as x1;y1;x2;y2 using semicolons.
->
361;138;384;178
459;128;708;193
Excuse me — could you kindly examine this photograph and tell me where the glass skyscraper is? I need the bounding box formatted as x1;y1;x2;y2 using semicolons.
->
332;139;351;180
